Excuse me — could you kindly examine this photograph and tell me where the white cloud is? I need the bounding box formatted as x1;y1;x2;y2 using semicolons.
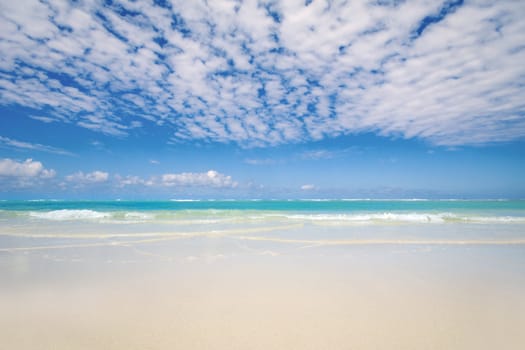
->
0;158;55;178
0;0;524;146
115;170;238;189
299;147;362;160
77;115;129;137
66;170;109;183
29;115;61;123
0;136;73;156
161;170;237;188
300;150;335;160
244;158;278;165
114;175;147;188
301;184;316;191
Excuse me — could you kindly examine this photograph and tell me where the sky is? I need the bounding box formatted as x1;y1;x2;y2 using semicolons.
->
0;0;524;199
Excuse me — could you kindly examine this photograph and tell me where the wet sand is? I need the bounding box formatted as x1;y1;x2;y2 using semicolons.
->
1;233;525;349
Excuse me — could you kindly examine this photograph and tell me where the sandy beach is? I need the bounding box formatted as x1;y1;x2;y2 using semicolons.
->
2;213;524;349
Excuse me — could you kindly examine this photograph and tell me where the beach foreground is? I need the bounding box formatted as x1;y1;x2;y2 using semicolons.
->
1;201;524;349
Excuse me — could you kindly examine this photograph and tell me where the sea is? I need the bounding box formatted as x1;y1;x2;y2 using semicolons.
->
1;199;524;244
2;198;525;223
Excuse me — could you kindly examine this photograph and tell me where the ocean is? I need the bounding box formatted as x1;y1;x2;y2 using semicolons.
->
1;200;525;349
2;198;525;223
1;199;524;245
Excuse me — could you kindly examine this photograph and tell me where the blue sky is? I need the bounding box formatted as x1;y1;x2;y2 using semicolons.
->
1;0;524;199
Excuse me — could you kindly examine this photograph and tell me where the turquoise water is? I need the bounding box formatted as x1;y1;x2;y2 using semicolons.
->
2;199;525;211
1;200;525;223
1;200;524;250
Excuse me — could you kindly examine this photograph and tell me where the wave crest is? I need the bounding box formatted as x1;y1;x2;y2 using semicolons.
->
23;210;525;224
30;210;110;221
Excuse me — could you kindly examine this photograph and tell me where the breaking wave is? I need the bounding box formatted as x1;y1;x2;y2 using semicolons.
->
29;210;111;221
280;212;525;224
20;209;525;224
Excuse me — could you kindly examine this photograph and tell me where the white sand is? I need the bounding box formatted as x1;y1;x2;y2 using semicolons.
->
1;240;524;349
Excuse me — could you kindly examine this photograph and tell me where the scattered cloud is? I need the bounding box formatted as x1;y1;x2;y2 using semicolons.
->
66;170;109;183
149;159;160;165
161;170;237;188
29;115;62;123
77;115;129;137
300;150;336;160
0;0;524;146
90;140;106;150
0;158;56;178
0;136;74;156
114;170;238;189
114;174;150;188
299;146;364;160
301;184;316;191
1;167;239;191
244;158;279;165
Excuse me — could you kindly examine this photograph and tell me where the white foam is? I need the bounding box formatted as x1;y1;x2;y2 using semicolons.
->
29;210;110;221
277;212;525;224
25;209;525;225
464;216;525;223
281;213;449;223
123;212;155;220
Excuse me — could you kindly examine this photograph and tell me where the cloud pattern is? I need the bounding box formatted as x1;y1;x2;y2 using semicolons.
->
66;170;109;183
114;170;238;189
0;158;56;189
1;0;524;146
0;162;238;192
0;158;55;178
0;136;74;156
161;170;237;188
